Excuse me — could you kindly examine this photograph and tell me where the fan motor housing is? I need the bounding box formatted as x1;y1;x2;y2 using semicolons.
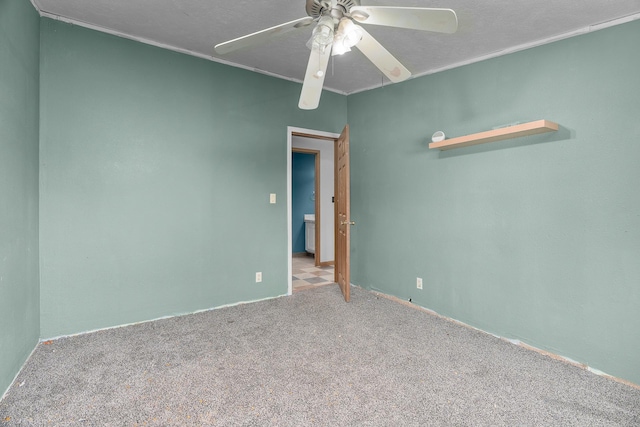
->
306;0;360;19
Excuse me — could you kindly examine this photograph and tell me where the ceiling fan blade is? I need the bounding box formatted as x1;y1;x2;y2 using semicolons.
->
299;44;332;110
350;6;458;34
355;27;411;83
214;17;314;55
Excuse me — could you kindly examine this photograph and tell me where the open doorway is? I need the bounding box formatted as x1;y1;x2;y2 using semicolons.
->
287;127;340;295
291;148;320;265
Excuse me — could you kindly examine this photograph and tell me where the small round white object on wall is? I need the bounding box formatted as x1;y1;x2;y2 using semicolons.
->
432;131;445;143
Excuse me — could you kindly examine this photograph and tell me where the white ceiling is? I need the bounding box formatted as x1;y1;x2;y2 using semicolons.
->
31;0;640;95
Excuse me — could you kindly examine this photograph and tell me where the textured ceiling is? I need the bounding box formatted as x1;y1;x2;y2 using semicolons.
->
31;0;640;95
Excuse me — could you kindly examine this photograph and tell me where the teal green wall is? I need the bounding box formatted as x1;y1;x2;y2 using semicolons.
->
348;21;640;385
0;0;40;397
39;19;346;338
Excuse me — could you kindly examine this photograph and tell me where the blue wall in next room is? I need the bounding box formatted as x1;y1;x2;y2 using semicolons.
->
292;152;315;253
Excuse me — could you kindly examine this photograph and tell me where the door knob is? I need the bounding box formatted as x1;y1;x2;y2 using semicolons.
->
341;220;355;226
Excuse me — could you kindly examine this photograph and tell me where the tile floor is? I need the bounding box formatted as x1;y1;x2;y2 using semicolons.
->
292;254;335;292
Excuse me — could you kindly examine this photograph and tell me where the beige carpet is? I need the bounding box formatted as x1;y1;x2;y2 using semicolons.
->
1;285;639;426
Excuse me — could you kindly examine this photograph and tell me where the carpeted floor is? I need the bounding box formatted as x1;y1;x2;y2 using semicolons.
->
1;285;639;426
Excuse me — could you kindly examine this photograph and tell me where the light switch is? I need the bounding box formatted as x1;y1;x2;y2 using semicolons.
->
270;193;276;204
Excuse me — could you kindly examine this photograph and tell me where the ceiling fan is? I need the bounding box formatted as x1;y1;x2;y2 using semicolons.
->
214;0;458;110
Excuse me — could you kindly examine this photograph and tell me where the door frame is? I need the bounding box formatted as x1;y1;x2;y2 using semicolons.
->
287;126;340;296
291;147;321;265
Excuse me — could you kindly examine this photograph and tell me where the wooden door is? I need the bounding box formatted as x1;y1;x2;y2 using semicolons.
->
335;125;352;302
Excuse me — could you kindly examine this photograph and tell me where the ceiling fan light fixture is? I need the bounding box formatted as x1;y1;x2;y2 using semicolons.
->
307;16;334;52
332;18;363;56
332;42;351;56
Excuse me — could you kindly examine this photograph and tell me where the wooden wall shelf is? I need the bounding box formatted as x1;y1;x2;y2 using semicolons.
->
429;120;559;151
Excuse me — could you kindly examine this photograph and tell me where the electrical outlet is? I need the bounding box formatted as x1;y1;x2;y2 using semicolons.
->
416;277;423;290
256;272;262;283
